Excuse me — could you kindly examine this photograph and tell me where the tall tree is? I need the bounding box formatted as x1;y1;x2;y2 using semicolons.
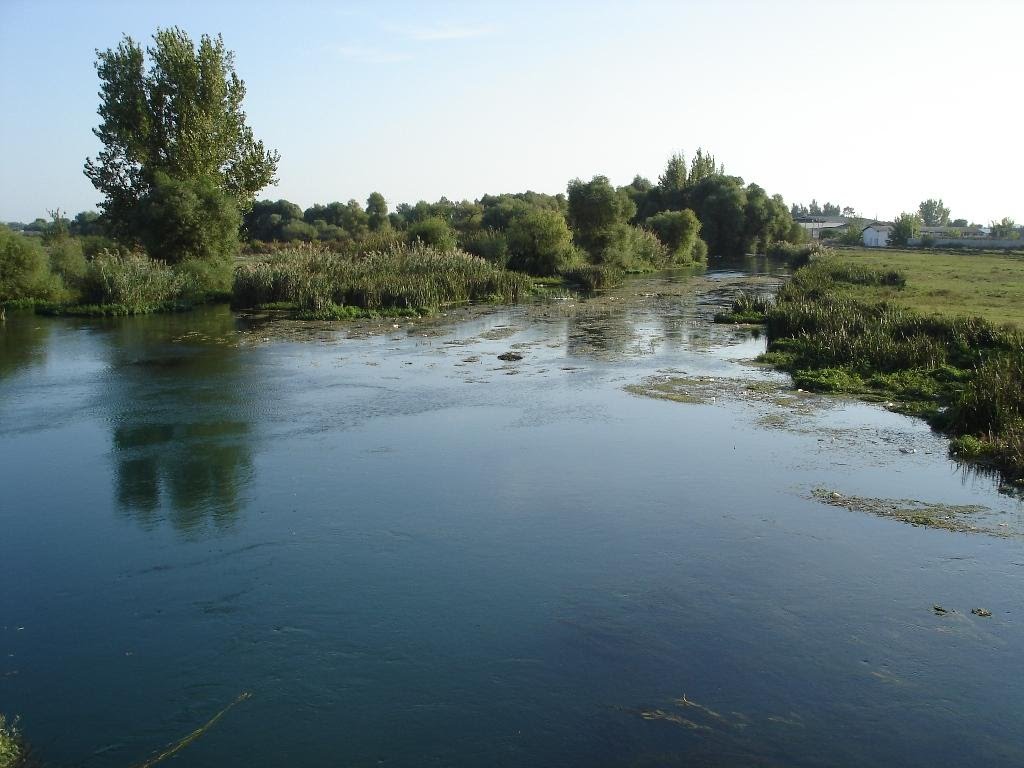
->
918;198;950;226
567;175;636;259
84;28;279;245
366;192;389;231
658;153;688;193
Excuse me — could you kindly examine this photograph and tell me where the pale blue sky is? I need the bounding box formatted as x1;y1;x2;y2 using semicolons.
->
1;0;1021;224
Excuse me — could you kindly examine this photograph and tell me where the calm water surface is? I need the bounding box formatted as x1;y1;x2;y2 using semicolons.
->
2;262;1023;767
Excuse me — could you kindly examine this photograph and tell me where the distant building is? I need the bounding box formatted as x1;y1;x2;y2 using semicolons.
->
795;216;848;240
861;223;892;247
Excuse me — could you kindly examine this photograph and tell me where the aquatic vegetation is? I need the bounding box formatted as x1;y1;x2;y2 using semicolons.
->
760;257;1024;483
811;488;1002;535
559;264;622;291
233;242;529;314
714;290;774;324
0;716;27;768
129;692;252;768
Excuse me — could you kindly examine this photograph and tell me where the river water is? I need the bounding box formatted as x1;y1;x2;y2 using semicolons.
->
2;262;1022;767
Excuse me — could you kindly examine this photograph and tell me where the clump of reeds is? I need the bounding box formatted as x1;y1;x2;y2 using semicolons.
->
559;264;622;291
232;242;529;313
714;291;776;324
80;250;186;313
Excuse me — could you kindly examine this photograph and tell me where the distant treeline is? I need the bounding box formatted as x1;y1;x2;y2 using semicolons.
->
239;149;802;271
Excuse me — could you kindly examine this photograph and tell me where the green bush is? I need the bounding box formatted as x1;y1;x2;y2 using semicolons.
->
407;217;458;251
133;172;241;265
645;209;705;263
505;210;574;276
460;228;508;265
0;225;60;302
48;237;88;287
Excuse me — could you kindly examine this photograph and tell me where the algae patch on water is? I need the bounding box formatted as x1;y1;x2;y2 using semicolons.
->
811;488;1010;535
625;376;717;404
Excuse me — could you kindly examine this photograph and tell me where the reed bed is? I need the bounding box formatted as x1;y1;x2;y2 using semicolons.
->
763;257;1024;483
559;264;622;291
233;242;529;313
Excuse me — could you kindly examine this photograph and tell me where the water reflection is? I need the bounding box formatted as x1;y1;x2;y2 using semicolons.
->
0;313;51;378
103;306;256;534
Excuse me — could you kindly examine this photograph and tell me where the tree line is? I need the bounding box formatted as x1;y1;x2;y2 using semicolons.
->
2;28;807;311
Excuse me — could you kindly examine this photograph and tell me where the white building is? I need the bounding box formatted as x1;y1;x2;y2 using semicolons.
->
861;224;892;247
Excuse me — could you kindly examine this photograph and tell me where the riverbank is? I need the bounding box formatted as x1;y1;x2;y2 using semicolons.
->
723;251;1024;485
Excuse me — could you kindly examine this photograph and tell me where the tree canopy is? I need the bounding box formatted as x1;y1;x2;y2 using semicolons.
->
918;199;950;227
84;28;279;245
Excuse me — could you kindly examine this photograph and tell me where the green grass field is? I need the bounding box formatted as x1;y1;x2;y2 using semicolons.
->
831;247;1024;328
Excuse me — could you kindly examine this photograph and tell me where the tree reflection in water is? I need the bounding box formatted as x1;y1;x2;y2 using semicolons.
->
104;306;256;534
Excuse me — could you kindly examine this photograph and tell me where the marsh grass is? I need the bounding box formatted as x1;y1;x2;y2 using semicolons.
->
714;291;774;323
233;242;529;314
559;264;622;291
763;257;1024;482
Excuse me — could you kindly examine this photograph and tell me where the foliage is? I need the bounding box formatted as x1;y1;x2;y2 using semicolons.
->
505;209;574;276
244;199;304;241
81;250;186;313
47;236;88;287
459;228;508;265
715;291;774;324
407;217;458;251
889;212;921;246
132;171;241;265
567;175;636;259
233;242;528;313
0;714;26;768
760;255;1024;482
645;209;704;262
366;192;388;231
559;264;622;291
990;216;1018;239
602;226;668;271
918;198;950;227
0;226;60;302
84;27;278;242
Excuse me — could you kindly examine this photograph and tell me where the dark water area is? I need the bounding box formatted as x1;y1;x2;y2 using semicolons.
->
2;260;1023;767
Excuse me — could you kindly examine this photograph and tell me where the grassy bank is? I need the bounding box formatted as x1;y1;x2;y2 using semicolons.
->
730;252;1024;484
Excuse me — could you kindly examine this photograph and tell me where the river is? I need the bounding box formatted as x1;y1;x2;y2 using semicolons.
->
1;260;1022;767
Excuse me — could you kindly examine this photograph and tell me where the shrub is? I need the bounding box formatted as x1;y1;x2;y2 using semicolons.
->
48;237;88;287
645;209;704;263
0;225;60;302
132;172;241;265
460;228;508;265
505;210;574;276
407;217;458;251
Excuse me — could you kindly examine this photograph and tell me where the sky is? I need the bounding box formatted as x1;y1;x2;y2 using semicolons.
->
1;0;1021;224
